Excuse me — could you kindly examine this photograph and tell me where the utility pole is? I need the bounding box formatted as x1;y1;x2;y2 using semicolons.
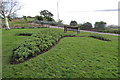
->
57;1;59;22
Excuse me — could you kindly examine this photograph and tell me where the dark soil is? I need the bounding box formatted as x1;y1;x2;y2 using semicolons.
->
89;36;111;41
63;35;86;37
11;35;87;64
16;33;33;36
11;37;63;64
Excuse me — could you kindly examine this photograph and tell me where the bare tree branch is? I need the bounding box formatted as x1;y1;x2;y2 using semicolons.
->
0;0;22;29
0;0;22;18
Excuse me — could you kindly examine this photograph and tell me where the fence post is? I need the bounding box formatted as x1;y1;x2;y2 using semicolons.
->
64;26;67;33
77;27;80;34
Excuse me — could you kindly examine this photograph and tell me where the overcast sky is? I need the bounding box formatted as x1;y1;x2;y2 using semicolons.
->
18;0;119;25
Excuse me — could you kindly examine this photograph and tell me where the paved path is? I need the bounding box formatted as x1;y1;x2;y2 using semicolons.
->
49;26;120;36
80;30;120;36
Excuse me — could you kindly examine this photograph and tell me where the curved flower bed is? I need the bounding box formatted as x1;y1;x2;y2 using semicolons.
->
12;29;64;64
12;29;111;64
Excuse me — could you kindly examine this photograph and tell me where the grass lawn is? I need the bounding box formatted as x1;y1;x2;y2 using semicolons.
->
0;29;2;79
2;28;119;78
98;28;120;34
2;28;48;64
2;18;36;28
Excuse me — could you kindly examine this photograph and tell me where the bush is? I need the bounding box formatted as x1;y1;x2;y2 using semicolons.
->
80;22;93;30
35;15;43;20
89;34;111;41
12;29;64;63
23;16;27;21
70;20;77;26
46;17;54;21
98;30;120;34
94;21;107;30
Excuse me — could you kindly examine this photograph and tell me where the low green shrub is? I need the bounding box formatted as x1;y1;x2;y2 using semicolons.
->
89;34;111;41
12;29;64;63
98;30;120;34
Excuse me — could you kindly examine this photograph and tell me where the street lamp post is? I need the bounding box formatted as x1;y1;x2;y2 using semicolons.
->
57;1;59;22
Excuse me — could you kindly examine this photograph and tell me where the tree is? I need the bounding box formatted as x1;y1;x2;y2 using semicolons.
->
58;19;63;23
27;16;32;18
0;0;22;29
80;22;92;30
70;20;77;26
40;10;53;18
94;21;107;30
35;15;43;20
57;19;63;26
40;10;54;21
45;17;54;21
7;15;12;21
23;16;27;21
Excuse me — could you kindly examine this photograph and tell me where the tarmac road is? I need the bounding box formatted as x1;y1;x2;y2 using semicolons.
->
49;26;120;36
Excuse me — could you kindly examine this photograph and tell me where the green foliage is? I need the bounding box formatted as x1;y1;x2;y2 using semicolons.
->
7;16;12;21
23;16;27;21
40;10;54;18
35;15;43;20
2;28;119;78
13;46;33;58
39;10;54;21
80;22;93;30
94;21;107;30
27;16;33;18
5;18;35;28
98;29;120;34
12;29;64;62
70;20;77;26
89;34;111;41
17;57;24;62
46;17;54;21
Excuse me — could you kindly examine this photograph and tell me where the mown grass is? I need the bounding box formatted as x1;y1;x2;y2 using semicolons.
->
0;29;2;79
2;28;48;64
2;18;36;28
98;28;120;34
9;21;30;28
2;28;119;78
12;28;64;63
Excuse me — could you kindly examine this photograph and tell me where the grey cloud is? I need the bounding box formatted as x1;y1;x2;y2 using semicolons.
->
94;9;120;12
68;9;120;13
